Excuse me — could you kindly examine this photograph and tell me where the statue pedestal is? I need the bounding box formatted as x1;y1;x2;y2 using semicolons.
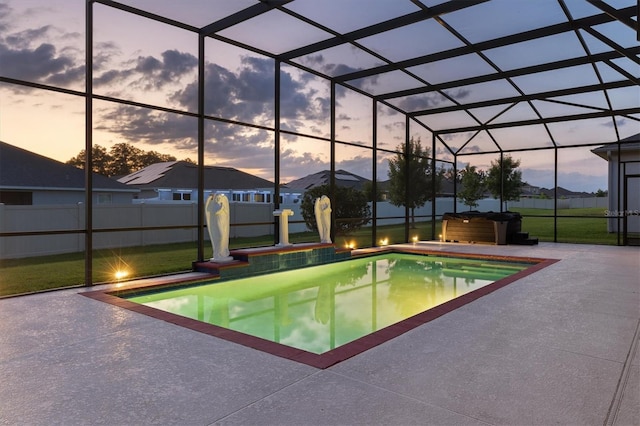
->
273;209;294;246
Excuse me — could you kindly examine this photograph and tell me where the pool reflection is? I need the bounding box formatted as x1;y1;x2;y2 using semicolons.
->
128;254;527;354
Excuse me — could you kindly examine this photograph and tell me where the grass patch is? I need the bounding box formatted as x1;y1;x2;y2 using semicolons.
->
0;238;275;297
510;207;618;245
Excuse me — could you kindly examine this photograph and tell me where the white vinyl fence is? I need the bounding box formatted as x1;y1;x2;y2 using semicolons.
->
3;197;611;259
509;197;609;210
0;202;277;259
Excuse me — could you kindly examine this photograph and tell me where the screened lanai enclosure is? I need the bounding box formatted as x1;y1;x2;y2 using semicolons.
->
0;0;638;287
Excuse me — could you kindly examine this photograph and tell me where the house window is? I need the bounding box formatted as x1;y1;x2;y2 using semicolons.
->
0;191;32;205
172;192;192;201
255;193;264;202
232;193;241;202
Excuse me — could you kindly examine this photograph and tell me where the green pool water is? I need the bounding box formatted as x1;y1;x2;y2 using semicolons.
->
127;253;530;354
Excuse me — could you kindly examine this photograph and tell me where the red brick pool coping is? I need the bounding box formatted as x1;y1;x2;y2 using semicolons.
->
81;249;559;369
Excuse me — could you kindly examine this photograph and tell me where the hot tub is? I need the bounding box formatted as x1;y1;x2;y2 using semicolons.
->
442;211;522;245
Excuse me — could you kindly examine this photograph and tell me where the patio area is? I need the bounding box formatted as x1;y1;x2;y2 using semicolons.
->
0;242;638;425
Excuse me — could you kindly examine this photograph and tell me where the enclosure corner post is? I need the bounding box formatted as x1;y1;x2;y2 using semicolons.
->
84;0;94;286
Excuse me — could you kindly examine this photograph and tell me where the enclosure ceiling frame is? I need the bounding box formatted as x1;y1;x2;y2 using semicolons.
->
333;7;635;83
378;48;639;101
276;0;488;61
409;80;638;117
93;0;638;147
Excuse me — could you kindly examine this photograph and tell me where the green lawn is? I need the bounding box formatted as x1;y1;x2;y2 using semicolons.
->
0;213;623;297
0;237;274;297
510;207;618;245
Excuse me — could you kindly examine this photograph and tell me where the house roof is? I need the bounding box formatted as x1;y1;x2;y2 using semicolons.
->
0;141;137;192
118;161;275;190
591;133;640;160
285;169;369;190
539;186;593;198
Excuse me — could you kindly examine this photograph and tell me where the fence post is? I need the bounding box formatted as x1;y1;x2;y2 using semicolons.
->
140;202;145;246
77;202;84;253
0;203;5;259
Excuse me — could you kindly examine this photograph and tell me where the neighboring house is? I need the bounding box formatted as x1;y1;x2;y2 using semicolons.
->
520;183;542;198
117;161;300;204
0;141;138;205
285;169;371;192
592;133;640;235
538;186;592;199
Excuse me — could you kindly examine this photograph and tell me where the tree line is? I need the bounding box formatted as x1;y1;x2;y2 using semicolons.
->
301;137;524;236
456;156;523;210
66;143;194;177
386;137;523;215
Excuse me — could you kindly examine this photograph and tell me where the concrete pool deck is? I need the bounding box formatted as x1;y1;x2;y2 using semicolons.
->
1;242;638;425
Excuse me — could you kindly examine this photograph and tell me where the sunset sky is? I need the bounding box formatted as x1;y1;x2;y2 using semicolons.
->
1;0;638;192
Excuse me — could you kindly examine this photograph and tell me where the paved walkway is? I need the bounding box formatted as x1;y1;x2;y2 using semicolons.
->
1;243;638;425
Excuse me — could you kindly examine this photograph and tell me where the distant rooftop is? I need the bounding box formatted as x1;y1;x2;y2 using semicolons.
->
0;141;136;192
117;161;275;190
285;170;370;190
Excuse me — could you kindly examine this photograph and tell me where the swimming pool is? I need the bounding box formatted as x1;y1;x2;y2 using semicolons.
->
115;251;551;367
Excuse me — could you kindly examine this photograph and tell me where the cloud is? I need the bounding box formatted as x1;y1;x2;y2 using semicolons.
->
0;42;75;82
172;55;329;130
463;144;482;153
280;149;329;182
382;121;404;133
395;93;440;111
0;19;85;90
95;105;198;147
336;154;372;179
46;64;85;86
0;3;10;32
172;61;265;121
93;41;120;71
94;103;276;172
133;49;197;89
6;25;52;47
92;49;199;91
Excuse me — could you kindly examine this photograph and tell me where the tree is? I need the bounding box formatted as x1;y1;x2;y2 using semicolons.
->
458;164;485;210
106;143;145;176
362;180;385;202
595;189;608;197
387;137;441;228
485;155;523;209
66;143;178;177
66;145;113;176
300;184;371;236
